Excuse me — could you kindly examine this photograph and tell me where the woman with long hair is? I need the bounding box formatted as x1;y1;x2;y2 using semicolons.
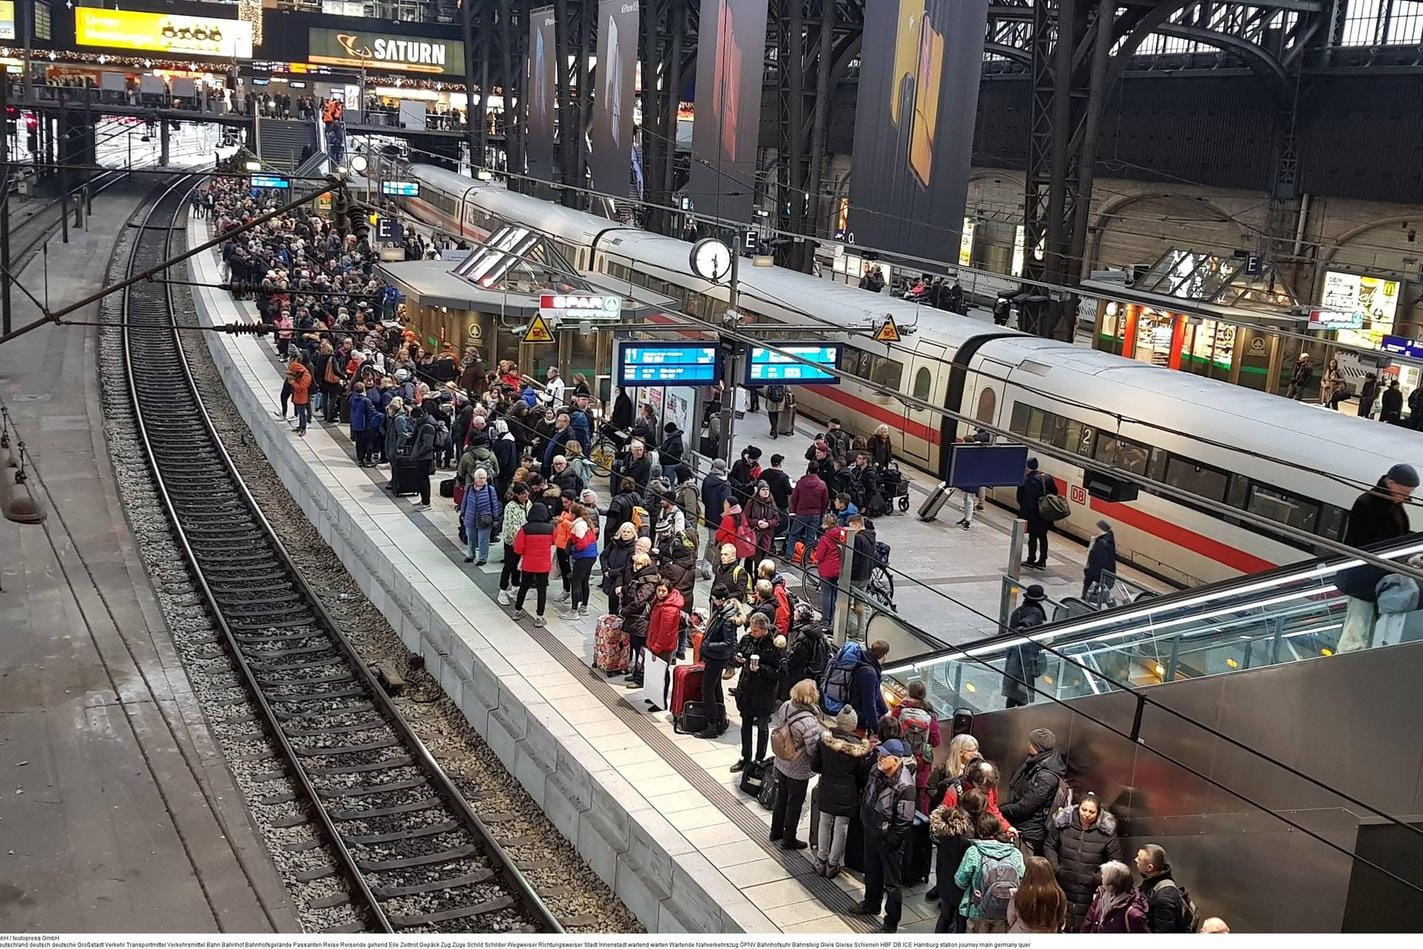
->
1009;856;1068;933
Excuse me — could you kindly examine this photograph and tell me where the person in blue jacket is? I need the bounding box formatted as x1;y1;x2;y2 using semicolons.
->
349;382;375;466
460;468;502;565
849;639;891;736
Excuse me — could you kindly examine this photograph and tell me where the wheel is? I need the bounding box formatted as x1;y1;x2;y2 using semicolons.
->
590;437;616;475
897;494;910;512
802;570;821;602
870;566;896;611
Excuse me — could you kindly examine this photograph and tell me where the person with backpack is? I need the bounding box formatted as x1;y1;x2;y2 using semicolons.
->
767;678;822;849
780;604;829;701
561;503;600;620
1134;844;1196;933
954;807;1026;934
819;638;889;733
696;585;743;739
511;502;556;627
657;530;698;646
890;679;941;813
1016;457;1058;570
618;552;661;688
658;423;684;481
600;522;638;615
810;705;871;878
765;384;787;438
1082;860;1150;933
496;483;530;605
847;513;878;634
1046;792;1124;932
699;459;734;570
406;406;438;509
460;469;501;566
851;738;918;932
930;786;986;933
756;560;793;636
730;613;786;776
1003;584;1049;708
1000;727;1066;857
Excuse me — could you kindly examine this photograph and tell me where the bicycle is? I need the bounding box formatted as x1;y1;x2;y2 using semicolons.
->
801;564;897;616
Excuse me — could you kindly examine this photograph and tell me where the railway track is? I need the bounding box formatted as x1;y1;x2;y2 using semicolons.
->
120;178;562;934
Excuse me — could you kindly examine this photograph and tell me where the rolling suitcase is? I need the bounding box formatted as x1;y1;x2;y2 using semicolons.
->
903;814;933;885
776;396;797;435
392;458;425;497
917;481;952;522
592;615;629;675
439;477;457;498
669;662;705;718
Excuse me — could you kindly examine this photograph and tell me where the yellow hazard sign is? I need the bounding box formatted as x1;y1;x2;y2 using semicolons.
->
523;313;556;344
873;314;901;343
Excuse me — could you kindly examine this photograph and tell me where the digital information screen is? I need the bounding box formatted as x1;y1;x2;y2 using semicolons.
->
382;181;420;197
251;174;291;190
618;343;720;386
745;343;842;385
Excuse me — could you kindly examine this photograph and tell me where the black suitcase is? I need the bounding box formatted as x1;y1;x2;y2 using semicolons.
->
674;700;709;735
392;458;426;497
917;482;952;522
903;816;933;885
439;477;456;498
844;814;865;873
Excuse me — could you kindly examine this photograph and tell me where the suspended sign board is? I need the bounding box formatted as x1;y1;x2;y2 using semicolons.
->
617;343;720;386
308;27;465;76
745;344;842;385
74;7;254;59
250;174;290;190
539;293;623;321
381;181;420;197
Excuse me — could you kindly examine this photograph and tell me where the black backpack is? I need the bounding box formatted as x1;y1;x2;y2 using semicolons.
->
1154;879;1199;933
767;384;787;403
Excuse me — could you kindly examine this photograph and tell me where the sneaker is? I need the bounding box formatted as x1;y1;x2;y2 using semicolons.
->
559;610;580;621
413;502;432;511
780;839;809;851
497;590;512;606
623;679;643;689
273;411;287;419
464;556;474;563
962;521;971;530
534;616;546;628
475;559;487;566
729;760;745;774
554;590;572;603
578;606;589;617
511;609;525;620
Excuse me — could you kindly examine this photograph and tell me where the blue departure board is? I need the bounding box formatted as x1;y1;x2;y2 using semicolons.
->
618;344;720;386
250;174;290;190
746;343;842;385
382;181;421;197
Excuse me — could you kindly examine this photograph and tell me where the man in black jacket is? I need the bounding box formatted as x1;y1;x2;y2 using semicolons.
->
1135;844;1194;933
999;727;1065;856
1016;458;1058;569
1337;463;1418;652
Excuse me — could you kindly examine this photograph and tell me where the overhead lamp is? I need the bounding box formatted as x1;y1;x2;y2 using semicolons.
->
476;169;493;181
350;155;367;173
245;160;261;171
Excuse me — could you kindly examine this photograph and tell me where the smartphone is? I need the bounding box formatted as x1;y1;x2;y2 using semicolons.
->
890;0;927;128
909;13;944;188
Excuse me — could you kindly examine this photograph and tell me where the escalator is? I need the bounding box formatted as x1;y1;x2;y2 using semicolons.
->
875;538;1423;932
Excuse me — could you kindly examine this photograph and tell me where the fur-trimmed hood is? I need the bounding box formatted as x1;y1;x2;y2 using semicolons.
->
930;804;975;840
819;729;870;758
1053;804;1118;836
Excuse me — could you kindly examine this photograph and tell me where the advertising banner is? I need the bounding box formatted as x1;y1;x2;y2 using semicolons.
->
846;0;990;255
1320;269;1400;348
74;7;254;59
527;6;559;182
688;0;770;225
0;2;14;42
588;0;639;199
307;27;465;76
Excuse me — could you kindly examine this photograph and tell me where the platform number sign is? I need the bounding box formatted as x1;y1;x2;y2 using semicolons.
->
1070;485;1087;506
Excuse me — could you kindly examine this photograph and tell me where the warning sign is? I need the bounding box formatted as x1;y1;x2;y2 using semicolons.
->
523;313;556;344
873;314;901;344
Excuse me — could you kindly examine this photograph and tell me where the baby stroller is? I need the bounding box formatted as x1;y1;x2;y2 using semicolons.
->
880;463;911;514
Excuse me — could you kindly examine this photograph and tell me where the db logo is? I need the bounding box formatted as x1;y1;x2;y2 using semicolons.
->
1070;485;1087;505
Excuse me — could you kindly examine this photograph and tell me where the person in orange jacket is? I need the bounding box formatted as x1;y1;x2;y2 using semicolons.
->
288;359;312;436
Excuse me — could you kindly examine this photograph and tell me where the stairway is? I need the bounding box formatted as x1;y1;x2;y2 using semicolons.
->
255;117;316;172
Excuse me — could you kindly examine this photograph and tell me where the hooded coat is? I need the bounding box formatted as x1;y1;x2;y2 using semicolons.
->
646;588;685;657
1045;806;1124;931
1337;483;1414;600
701;470;734;531
1084;529;1118;589
734;633;785;718
743;489;780;555
513;502;555;574
930;804;977;920
619;563;661;638
780;619;829;701
1000;748;1066;845
811;727;872;817
601;535;635;596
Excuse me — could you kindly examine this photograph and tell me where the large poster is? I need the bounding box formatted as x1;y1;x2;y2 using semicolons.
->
687;0;769;225
307;27;465;76
74;6;254;59
589;0;639;202
846;0;989;255
527;6;559;182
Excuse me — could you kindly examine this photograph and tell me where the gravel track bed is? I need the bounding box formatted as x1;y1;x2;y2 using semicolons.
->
161;239;639;933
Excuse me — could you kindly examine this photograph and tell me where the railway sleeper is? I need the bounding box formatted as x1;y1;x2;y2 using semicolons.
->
370;869;495;899
317;776;429;800
344;820;458;844
328;797;443;820
274;701;374;721
284;719;388;739
390;896;517;929
292;738;401;757
355;844;479;873
268;686;370;703
256;672;355;688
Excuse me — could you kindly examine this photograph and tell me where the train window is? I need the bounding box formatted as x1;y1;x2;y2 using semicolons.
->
1095;434;1150;475
866;355;903;390
1245;483;1320;534
1010;403;1046;442
1163;455;1229;503
1319;503;1347;541
912;367;932;401
1147;448;1168;482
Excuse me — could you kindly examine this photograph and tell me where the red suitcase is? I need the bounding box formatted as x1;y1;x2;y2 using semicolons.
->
669;663;705;718
593;615;629;675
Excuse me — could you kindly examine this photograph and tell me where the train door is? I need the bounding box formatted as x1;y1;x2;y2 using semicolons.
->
900;355;939;467
965;356;1013;500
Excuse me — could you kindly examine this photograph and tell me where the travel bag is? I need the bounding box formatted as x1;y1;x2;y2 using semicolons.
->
392;458;426;497
439;477;456;499
674;700;710;735
917;481;952;522
592;614;629;675
669;662;705;718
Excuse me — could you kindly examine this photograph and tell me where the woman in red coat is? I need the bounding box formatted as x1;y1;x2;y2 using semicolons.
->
813;513;845;626
512;502;556;626
646;582;685;658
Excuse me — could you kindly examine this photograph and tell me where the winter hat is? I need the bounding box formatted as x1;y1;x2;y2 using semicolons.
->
835;706;859;732
1023;584;1047;602
711;458;728;474
1096;519;1112;533
1026;457;1040;470
1386;463;1420;488
879;738;909;759
1028;727;1057;752
581;489;600;508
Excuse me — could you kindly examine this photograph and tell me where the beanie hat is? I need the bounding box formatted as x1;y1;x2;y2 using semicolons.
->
1026;457;1040;470
711;458;728;474
1386;463;1420;488
1096;519;1112;533
835;706;859;732
1028;727;1057;752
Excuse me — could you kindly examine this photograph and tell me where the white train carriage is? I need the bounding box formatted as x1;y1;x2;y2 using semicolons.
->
396;163;1423;586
